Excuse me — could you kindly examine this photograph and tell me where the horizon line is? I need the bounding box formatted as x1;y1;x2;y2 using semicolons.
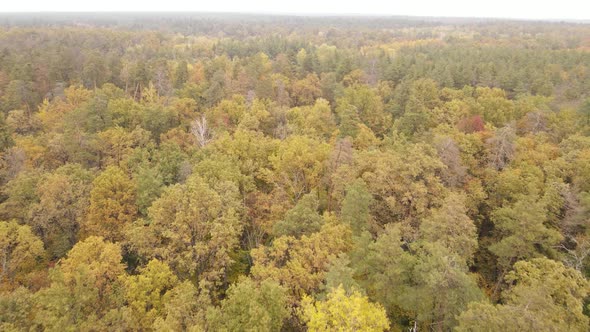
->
0;11;588;23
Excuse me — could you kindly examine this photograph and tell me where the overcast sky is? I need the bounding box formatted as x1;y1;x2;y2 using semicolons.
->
1;0;588;21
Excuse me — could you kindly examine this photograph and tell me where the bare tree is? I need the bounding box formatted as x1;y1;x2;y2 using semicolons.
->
246;90;256;107
521;111;547;134
557;238;590;272
325;137;354;211
3;147;25;182
191;115;212;148
486;124;516;171
435;136;467;187
153;63;172;97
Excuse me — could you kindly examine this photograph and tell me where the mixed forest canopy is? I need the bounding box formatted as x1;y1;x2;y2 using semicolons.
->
1;13;590;331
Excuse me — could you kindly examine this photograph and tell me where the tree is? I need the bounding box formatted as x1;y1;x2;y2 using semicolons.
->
120;259;179;330
353;124;380;150
134;166;164;217
336;100;362;138
0;113;14;153
96;126;152;167
0;170;42;222
34;236;125;331
395;78;441;135
340;179;373;235
336;85;391;137
290;73;322;106
487;124;516;171
456;258;590;332
206;95;247;131
152;281;209;332
139;91;176;141
361;225;482;331
82;166;137;242
1;80;38;112
29;164;93;259
174;60;189;89
208;128;277;192
295;48;312;76
238;98;274;133
324;254;360;294
406;79;442;114
82;50;108;89
208;278;289;332
457;115;485;134
286;98;336;138
419;193;478;263
264;136;331;202
490;194;562;269
434;136;467;187
357;143;446;225
301;285;389;332
191;115;212;148
154;142;189;185
127;174;242;286
406;243;483;331
0;287;35;331
251;223;352;305
476;87;515;127
0;221;45;287
273;191;323;238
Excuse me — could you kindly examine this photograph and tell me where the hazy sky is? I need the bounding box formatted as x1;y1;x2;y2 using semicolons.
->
1;0;588;20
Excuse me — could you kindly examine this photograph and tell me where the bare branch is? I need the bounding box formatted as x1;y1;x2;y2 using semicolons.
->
191;115;212;148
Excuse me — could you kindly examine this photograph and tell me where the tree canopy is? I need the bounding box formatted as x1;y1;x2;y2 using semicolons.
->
1;13;590;331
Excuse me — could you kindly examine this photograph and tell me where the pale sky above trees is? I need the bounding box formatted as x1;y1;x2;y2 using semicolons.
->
1;0;588;20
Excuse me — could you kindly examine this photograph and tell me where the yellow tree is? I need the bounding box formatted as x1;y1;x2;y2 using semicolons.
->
0;221;45;287
96;126;152;167
34;236;125;331
120;259;179;330
263;135;331;202
286;98;336;139
251;222;352;305
127;174;242;286
82;166;137;242
301;285;389;332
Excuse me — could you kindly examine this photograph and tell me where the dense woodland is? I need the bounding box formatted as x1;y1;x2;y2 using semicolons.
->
1;13;590;331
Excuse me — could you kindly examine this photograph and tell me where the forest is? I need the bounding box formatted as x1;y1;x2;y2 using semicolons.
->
1;13;590;331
